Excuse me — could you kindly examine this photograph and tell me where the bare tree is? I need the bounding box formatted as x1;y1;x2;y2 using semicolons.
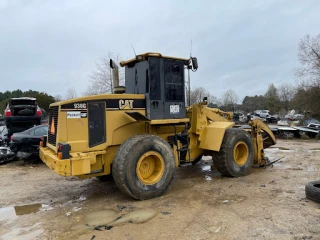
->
295;34;320;86
84;52;125;95
187;86;216;105
54;94;63;102
65;88;77;100
222;89;239;106
278;83;295;111
291;33;320;118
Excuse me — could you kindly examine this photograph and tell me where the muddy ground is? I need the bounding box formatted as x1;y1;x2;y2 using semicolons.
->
0;139;320;240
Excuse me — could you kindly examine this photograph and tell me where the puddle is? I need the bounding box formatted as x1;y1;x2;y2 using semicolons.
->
201;164;211;172
1;223;43;240
85;209;118;226
205;175;212;181
0;203;52;224
85;208;157;229
15;204;42;215
112;208;157;225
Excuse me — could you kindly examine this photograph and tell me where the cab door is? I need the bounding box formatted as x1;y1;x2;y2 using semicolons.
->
163;59;186;119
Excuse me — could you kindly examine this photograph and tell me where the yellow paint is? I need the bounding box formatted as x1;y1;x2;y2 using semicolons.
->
249;119;276;165
40;147;71;176
233;141;249;166
172;144;180;167
136;151;165;185
39;59;277;180
150;118;189;125
186;133;204;162
199;122;234;151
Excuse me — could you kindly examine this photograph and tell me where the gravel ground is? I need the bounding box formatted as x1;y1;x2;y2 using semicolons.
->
0;139;319;240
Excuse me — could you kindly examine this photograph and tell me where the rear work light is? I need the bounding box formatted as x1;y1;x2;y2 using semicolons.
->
57;142;71;160
40;135;47;148
5;107;12;117
36;106;43;116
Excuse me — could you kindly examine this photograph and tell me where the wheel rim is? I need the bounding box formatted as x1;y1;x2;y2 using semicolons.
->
136;151;165;185
233;141;249;166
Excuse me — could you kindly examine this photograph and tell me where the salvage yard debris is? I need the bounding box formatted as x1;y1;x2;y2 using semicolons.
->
0;146;16;164
305;180;320;203
1;139;320;240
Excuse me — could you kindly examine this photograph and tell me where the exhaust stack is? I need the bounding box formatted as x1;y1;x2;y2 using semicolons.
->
110;59;119;93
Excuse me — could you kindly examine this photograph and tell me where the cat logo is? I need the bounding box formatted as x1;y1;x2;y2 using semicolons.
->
119;100;134;110
50;117;55;135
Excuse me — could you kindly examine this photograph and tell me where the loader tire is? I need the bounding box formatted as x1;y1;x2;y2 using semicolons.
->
305;180;320;203
212;128;254;178
112;134;175;200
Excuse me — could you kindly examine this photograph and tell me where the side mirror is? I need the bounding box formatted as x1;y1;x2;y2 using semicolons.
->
203;97;208;105
192;57;198;70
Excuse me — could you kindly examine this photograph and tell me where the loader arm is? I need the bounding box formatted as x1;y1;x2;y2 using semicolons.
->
186;103;276;166
248;119;277;166
186;104;235;161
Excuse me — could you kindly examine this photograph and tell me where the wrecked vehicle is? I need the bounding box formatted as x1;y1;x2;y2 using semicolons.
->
4;97;43;135
0;146;16;164
265;115;279;124
10;124;48;160
0;116;4;126
0;126;10;146
254;110;270;118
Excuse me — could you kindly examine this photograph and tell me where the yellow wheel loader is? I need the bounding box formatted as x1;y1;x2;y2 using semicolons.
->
39;52;276;200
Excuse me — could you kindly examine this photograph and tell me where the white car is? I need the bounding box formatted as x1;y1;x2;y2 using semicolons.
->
255;110;270;118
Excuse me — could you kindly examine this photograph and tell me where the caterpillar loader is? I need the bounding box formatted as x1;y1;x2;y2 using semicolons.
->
39;52;276;200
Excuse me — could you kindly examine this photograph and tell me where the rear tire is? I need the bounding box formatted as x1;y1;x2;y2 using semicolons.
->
112;134;175;200
212;128;254;177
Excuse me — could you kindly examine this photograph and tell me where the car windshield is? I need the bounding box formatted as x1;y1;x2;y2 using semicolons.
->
34;126;48;136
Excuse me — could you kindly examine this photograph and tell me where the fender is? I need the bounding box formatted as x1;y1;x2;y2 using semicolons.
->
199;121;235;151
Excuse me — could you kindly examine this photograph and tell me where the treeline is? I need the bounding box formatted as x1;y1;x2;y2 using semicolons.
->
209;33;320;119
0;89;55;113
190;81;320;119
241;33;320;118
240;83;320;118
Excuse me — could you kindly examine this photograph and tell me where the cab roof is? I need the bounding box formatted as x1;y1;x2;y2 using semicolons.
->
120;52;190;67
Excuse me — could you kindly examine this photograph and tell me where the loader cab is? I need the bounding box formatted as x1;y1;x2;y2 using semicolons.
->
120;53;196;120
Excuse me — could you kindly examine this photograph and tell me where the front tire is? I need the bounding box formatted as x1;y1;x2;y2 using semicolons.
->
112;134;175;200
212;128;254;177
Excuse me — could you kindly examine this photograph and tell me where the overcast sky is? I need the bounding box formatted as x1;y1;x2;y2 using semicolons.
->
0;0;319;102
